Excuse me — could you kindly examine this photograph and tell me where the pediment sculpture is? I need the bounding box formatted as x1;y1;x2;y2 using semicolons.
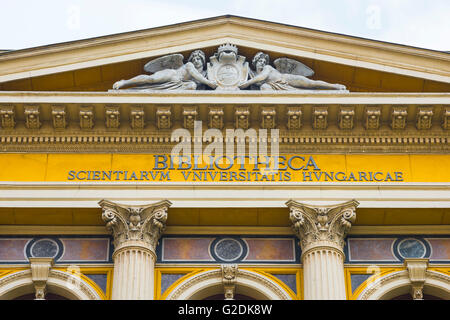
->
111;44;347;92
112;50;217;91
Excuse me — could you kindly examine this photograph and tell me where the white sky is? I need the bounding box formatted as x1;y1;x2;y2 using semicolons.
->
1;0;449;51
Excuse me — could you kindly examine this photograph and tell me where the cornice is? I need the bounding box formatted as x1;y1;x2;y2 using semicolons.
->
1;15;448;65
0;16;449;84
0;18;229;61
224;17;450;61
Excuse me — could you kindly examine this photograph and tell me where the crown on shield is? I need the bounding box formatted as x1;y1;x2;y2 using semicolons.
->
217;43;238;55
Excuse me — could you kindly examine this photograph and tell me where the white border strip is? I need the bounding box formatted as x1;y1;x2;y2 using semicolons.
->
0;91;449;105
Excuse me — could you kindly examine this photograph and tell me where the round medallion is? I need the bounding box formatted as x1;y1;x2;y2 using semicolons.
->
213;238;244;262
397;238;426;259
30;239;59;258
217;64;240;86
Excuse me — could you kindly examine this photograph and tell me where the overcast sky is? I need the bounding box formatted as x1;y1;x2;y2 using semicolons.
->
1;0;449;51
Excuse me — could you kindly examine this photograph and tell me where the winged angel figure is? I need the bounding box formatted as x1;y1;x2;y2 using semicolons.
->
112;50;217;91
239;52;347;91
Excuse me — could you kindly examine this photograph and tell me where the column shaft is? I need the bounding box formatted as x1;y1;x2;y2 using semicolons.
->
302;248;346;300
112;245;155;300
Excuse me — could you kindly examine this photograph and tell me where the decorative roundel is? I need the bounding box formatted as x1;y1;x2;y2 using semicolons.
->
211;237;247;262
26;238;63;260
396;238;427;259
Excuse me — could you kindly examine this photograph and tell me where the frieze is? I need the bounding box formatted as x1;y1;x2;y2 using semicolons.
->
0;235;113;264
0;102;448;153
156;235;299;264
344;235;450;264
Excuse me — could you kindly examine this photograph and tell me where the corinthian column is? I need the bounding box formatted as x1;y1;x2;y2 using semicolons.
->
286;200;359;300
99;199;171;300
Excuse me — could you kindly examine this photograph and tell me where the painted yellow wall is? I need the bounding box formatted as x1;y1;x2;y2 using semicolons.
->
0;153;449;182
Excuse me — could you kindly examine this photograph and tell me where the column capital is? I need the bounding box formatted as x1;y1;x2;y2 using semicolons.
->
99;199;172;253
286;199;359;253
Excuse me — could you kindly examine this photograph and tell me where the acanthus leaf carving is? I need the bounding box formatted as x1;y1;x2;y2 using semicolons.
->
99;199;171;252
287;199;358;253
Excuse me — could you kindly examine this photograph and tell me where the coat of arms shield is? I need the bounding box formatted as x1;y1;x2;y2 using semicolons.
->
207;44;249;91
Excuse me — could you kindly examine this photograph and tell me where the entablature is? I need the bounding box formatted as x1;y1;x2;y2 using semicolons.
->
0;92;448;153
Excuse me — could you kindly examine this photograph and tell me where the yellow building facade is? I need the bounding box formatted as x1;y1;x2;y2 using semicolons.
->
0;16;449;300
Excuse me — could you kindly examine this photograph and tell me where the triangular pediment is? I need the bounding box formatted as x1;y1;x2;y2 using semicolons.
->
0;15;449;92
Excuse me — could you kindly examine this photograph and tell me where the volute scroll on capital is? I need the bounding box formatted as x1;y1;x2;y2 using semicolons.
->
286;199;359;253
98;199;172;252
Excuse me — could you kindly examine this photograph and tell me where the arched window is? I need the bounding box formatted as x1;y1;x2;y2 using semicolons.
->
0;269;102;300
357;270;450;300
165;268;293;300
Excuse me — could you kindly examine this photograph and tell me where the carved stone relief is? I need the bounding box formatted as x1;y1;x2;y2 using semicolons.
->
111;44;348;92
287;199;359;253
416;107;433;130
339;107;355;130
130;106;145;129
221;264;238;300
287;107;302;130
105;106;120;129
391;106;407;130
365;107;381;130
98;199;171;253
209;107;224;129
51;105;67;129
29;257;54;300
312;107;328;130
0;105;15;129
404;258;429;300
24;105;41;129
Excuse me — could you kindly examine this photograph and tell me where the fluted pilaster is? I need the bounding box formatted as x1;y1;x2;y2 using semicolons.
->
99;199;171;300
287;199;358;300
